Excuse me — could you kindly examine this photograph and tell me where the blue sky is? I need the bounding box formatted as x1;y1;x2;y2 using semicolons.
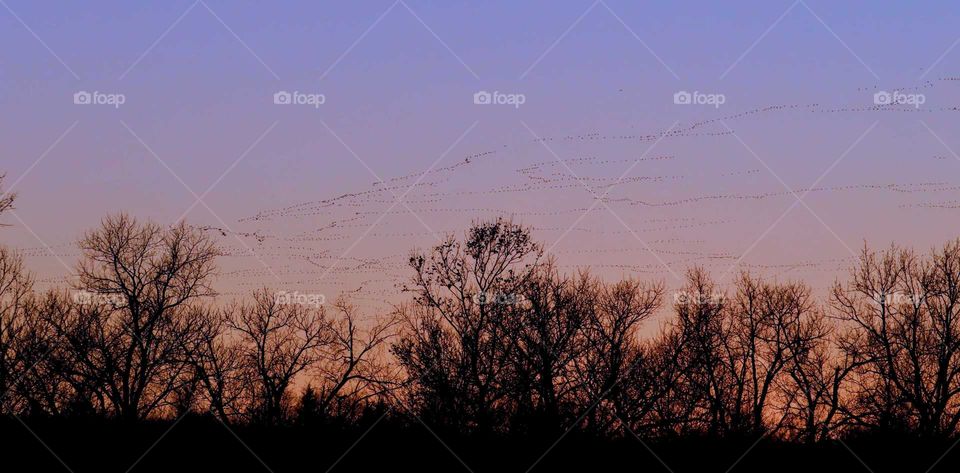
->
3;1;960;307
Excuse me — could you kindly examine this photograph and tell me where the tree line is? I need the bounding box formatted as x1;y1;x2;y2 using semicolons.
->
2;180;960;442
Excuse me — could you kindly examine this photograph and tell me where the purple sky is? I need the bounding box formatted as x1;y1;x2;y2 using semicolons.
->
3;0;960;313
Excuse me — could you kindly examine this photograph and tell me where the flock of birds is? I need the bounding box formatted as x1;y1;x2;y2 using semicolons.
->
15;77;960;314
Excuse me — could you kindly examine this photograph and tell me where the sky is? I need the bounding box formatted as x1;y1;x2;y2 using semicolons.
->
2;0;960;314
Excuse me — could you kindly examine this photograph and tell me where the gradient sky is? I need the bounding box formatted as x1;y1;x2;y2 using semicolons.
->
3;0;960;314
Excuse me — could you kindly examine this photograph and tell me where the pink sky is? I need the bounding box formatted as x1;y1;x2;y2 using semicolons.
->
2;1;960;315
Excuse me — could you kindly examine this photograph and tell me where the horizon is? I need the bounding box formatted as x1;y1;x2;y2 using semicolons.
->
4;2;960;471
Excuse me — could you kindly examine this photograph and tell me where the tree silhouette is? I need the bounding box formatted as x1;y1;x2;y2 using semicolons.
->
653;269;829;437
833;241;960;437
188;305;248;423
230;288;332;425
0;247;34;413
723;273;820;434
393;218;542;433
5;206;960;465
227;291;395;425
315;299;398;420
782;318;857;443
510;259;589;434
0;174;14;222
575;274;663;435
41;214;220;421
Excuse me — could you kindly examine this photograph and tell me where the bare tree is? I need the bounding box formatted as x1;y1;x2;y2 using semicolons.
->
623;328;692;436
0;247;34;412
782;324;858;443
393;218;542;432
510;260;590;433
188;305;248;423
41;214;220;421
13;206;960;446
724;273;821;434
18;291;98;415
576;275;663;434
230;289;332;425
666;269;828;437
833;241;960;437
0;173;14;223
672;268;729;434
311;299;399;420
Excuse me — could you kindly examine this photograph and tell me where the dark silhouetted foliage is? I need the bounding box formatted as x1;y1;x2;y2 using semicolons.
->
3;215;960;471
